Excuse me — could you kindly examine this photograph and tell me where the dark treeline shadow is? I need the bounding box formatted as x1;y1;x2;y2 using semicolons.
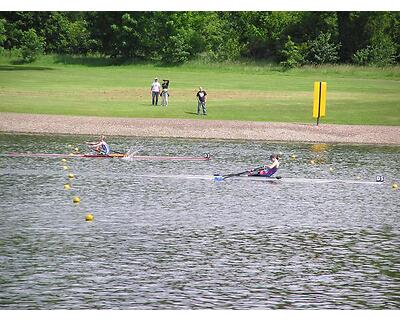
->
53;55;155;67
0;65;54;71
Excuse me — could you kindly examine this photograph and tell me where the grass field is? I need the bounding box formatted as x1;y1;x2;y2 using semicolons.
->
0;54;399;125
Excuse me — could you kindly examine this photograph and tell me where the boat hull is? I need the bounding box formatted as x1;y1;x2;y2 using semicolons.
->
213;174;382;184
2;152;211;161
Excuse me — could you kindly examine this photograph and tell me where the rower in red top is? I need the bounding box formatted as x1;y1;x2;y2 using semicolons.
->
86;135;111;155
250;154;280;177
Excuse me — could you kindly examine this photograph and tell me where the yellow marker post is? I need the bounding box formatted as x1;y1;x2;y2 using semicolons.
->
313;81;327;125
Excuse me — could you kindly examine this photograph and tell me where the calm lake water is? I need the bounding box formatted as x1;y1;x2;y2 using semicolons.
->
0;133;399;309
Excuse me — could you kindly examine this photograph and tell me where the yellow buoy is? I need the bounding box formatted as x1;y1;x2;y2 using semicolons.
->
61;158;67;163
68;173;74;179
63;166;68;170
85;213;94;221
74;147;79;152
329;167;334;172
392;183;398;190
64;184;71;190
291;154;297;159
72;196;80;203
310;160;315;165
68;144;72;148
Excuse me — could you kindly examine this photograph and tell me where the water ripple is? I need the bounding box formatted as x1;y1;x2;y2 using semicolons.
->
0;134;399;309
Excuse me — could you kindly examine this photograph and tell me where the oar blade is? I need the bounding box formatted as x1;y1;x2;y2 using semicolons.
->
213;175;225;181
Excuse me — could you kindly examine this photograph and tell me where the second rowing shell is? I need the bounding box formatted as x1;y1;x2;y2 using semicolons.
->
3;152;211;161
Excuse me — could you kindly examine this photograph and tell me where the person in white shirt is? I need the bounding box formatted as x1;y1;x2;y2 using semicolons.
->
150;77;161;105
85;135;111;155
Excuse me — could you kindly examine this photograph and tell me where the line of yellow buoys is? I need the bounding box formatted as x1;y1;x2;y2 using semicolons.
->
62;145;94;222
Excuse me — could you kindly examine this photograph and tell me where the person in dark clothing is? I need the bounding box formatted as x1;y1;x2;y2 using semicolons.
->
161;79;170;106
196;87;207;115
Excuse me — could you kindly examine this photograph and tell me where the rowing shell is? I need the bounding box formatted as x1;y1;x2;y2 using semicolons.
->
126;174;383;185
2;152;211;161
213;174;383;184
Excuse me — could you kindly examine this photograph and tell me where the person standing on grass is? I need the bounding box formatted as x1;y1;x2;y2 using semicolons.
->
161;79;170;107
196;87;207;115
150;77;161;106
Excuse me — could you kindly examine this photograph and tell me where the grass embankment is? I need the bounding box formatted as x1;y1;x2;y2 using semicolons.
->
0;54;399;125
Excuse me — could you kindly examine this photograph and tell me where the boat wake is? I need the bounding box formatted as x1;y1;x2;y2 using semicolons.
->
129;174;383;185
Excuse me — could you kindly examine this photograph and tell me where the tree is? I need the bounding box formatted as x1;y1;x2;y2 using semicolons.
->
200;12;243;62
292;12;338;42
350;12;398;66
0;11;399;65
306;32;341;64
44;13;92;54
65;19;93;54
85;12;122;55
280;36;305;69
352;37;397;67
236;12;302;60
109;13;141;58
0;18;6;51
161;33;190;64
19;28;45;63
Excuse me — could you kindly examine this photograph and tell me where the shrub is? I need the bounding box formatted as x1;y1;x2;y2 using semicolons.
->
63;19;92;54
352;37;397;67
19;28;45;63
280;36;305;70
307;32;341;64
352;46;373;65
370;35;397;66
161;33;191;64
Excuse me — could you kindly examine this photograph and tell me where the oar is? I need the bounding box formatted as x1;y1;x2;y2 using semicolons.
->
85;144;125;155
86;144;97;153
214;166;265;181
110;150;126;155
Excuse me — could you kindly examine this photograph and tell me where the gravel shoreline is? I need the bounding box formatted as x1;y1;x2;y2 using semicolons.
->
1;112;399;145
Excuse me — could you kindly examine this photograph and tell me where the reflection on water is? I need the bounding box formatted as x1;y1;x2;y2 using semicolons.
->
0;134;399;309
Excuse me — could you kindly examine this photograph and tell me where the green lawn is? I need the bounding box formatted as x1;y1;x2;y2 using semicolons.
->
0;55;399;125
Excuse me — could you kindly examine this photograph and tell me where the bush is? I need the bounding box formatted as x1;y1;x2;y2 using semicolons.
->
352;46;373;65
371;43;397;67
307;32;341;64
280;36;305;70
63;19;92;54
161;33;191;64
352;38;397;67
372;35;397;66
19;28;45;63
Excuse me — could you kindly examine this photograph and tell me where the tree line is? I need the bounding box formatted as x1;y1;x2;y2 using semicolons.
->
0;11;399;67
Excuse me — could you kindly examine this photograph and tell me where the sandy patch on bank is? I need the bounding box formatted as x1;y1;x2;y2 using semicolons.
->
0;112;399;145
0;88;374;101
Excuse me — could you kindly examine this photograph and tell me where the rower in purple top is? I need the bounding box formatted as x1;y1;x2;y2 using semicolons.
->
249;154;280;177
